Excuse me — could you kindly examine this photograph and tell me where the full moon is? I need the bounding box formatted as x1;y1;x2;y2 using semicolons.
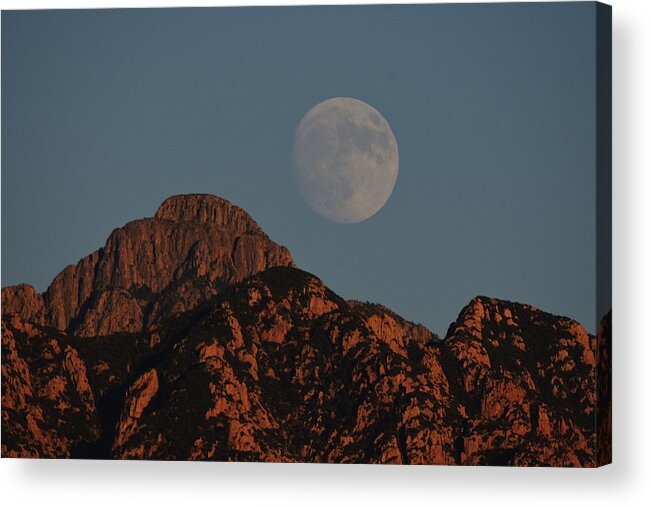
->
292;97;399;223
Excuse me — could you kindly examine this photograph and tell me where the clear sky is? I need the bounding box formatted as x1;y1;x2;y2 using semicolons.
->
1;3;599;335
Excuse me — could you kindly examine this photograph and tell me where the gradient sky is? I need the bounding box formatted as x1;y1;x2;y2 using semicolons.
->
2;3;600;335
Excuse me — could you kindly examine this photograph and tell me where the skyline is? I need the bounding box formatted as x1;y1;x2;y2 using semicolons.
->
2;3;600;334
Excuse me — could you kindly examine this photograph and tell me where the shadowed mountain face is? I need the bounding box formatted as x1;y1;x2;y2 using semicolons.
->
1;194;611;466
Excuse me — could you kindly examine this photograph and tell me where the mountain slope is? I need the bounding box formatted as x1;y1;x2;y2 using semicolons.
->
2;267;608;465
1;194;610;465
2;194;294;337
443;296;597;466
2;316;99;457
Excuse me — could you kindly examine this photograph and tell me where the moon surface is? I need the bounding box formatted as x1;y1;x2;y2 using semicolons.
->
292;97;399;223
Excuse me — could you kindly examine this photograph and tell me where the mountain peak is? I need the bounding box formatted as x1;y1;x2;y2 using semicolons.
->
1;195;610;466
1;283;45;326
154;194;260;232
3;194;294;336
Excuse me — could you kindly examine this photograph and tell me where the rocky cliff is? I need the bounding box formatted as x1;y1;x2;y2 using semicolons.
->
443;296;598;466
2;194;294;337
2;316;98;457
1;194;611;465
1;284;46;326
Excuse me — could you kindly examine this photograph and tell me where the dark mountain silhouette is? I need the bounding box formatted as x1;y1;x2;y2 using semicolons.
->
1;194;611;466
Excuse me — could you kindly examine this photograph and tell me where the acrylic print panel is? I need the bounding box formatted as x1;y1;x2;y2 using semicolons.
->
1;2;611;466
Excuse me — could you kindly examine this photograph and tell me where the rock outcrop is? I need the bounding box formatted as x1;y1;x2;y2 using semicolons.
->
107;268;457;463
443;296;598;466
2;267;610;465
1;316;99;457
2;194;294;336
1;284;46;326
1;194;611;466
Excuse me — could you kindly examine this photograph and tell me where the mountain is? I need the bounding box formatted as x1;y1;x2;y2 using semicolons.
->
2;194;294;337
1;194;611;466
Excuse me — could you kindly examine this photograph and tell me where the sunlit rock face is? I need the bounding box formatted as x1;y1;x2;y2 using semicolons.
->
1;268;609;465
106;268;457;463
2;194;294;337
1;284;46;326
1;195;609;465
443;296;599;466
1;316;99;458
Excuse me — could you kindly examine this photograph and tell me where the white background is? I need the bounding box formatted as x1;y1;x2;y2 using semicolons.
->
0;0;649;505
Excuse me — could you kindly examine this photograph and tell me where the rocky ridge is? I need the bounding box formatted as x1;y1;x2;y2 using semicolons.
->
3;194;294;337
1;194;611;465
2;316;98;457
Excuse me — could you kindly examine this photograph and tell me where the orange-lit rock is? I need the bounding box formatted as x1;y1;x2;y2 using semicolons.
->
3;194;294;336
1;284;46;326
1;317;99;457
1;196;610;466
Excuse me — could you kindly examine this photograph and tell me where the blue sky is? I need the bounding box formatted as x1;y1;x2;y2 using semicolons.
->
2;3;599;334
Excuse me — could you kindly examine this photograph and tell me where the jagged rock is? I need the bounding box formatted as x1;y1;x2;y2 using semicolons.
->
104;267;457;464
113;369;159;456
80;267;603;466
1;317;99;457
1;284;45;326
444;296;598;466
1;195;610;466
2;194;294;336
1;268;608;465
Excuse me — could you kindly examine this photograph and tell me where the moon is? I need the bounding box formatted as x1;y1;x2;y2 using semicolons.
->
292;97;399;223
